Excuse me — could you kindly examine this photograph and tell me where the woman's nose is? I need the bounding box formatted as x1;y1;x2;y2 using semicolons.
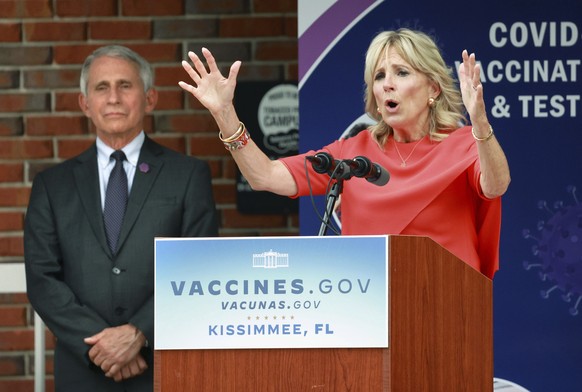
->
383;74;394;90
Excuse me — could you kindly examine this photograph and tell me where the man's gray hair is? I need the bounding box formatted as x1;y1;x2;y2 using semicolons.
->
79;45;154;96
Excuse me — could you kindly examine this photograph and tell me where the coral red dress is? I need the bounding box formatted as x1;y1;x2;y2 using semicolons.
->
280;126;502;278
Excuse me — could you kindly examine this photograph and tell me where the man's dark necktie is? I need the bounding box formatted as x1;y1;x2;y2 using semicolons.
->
104;150;128;254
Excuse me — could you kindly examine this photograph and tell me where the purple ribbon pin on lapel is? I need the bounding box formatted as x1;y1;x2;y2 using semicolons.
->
139;162;150;173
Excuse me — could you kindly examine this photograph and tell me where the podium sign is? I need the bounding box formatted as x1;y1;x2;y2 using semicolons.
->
154;235;388;350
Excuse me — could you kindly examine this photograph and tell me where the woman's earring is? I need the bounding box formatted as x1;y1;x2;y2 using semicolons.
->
428;97;435;107
377;107;381;113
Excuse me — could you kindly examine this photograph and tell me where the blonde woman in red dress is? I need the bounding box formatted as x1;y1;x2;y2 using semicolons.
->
179;28;510;279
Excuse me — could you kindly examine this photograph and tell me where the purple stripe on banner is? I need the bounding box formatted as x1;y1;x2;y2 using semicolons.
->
299;0;379;84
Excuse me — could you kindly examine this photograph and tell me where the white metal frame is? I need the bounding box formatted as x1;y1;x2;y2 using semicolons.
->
0;263;45;392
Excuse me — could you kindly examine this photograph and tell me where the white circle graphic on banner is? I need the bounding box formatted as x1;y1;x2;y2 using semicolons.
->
258;84;299;154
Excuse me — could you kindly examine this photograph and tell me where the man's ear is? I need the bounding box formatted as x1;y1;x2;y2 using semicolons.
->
145;88;158;113
78;93;90;117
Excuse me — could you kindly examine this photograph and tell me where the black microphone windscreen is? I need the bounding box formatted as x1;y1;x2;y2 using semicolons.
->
368;164;390;186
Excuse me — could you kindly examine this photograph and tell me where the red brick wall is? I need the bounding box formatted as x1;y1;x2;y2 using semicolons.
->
0;0;298;390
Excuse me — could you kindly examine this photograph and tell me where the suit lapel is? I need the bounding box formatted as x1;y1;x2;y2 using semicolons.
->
116;137;164;252
73;145;112;257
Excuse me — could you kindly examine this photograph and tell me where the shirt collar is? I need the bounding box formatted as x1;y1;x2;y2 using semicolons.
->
97;131;145;169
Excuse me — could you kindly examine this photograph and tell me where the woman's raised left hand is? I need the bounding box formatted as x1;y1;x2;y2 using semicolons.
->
458;50;488;124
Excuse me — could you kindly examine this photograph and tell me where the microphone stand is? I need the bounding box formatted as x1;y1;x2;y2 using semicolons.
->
312;156;388;236
318;177;344;236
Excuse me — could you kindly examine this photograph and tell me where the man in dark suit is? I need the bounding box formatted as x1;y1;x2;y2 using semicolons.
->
24;45;219;391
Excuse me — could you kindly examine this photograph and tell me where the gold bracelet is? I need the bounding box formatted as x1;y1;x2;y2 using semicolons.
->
219;122;250;151
219;122;245;143
472;125;494;142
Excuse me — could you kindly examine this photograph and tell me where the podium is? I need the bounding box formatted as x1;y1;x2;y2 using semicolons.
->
154;235;492;391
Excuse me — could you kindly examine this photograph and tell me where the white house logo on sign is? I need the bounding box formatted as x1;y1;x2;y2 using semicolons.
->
253;249;289;269
155;236;388;350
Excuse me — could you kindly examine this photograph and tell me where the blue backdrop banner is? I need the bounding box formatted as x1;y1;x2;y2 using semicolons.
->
298;0;582;390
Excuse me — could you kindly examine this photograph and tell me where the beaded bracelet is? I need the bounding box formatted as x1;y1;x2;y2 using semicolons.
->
472;125;494;142
219;122;251;151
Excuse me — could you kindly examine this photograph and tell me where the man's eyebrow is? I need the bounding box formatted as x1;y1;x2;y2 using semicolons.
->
93;80;109;88
92;79;134;88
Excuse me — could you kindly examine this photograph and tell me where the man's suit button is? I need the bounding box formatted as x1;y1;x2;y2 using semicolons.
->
115;307;126;315
112;267;121;275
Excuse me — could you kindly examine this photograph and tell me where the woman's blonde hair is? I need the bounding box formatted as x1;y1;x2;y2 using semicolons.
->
363;28;465;147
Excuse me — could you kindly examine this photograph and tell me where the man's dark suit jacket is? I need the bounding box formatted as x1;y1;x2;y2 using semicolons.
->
24;136;219;391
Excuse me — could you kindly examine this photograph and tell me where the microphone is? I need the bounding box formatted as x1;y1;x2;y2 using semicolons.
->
346;156;390;186
306;153;390;186
306;152;337;174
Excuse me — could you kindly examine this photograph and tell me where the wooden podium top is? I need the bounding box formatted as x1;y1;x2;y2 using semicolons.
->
154;235;492;391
